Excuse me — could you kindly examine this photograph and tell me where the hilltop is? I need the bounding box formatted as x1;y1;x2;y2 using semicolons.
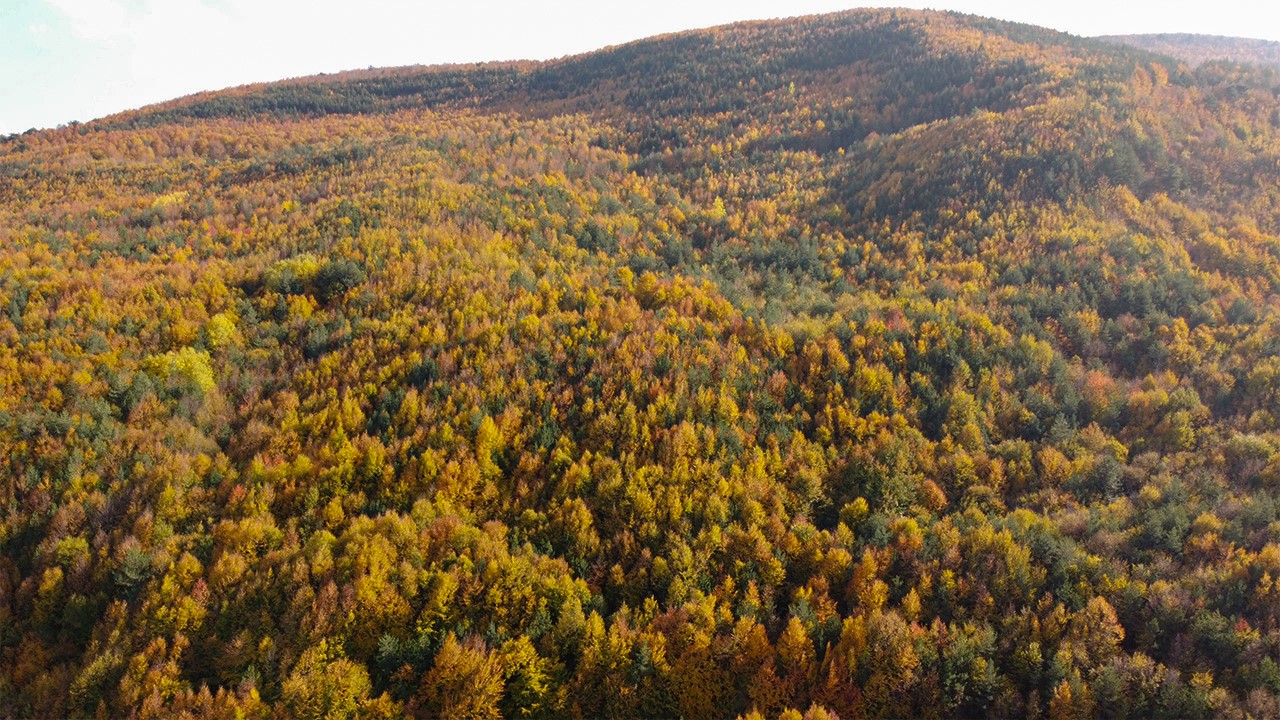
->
92;11;1158;128
3;8;1280;719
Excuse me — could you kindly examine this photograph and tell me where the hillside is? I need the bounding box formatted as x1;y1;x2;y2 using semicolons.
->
1099;33;1280;69
4;8;1280;719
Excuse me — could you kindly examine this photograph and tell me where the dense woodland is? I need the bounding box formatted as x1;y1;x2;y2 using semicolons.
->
4;8;1280;719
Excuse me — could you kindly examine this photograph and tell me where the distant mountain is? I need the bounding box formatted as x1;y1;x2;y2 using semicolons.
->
1099;32;1280;69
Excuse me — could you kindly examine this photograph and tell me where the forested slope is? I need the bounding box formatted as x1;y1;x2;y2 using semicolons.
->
4;8;1280;719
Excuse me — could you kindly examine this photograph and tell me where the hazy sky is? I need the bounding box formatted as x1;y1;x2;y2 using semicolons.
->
3;0;1278;134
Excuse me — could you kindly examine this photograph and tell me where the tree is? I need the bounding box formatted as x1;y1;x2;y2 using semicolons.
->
411;634;504;720
279;641;373;720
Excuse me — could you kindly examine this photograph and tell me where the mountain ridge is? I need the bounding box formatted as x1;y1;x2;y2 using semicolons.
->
84;9;1166;131
1098;32;1280;69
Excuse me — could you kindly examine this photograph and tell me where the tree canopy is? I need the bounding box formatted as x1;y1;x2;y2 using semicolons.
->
4;8;1280;719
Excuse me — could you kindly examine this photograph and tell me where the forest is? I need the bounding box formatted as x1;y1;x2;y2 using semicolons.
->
4;7;1280;719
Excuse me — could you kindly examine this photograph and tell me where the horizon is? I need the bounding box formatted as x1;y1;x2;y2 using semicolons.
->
3;1;1279;135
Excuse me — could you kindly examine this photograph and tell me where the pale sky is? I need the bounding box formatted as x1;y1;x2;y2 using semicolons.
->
2;0;1278;135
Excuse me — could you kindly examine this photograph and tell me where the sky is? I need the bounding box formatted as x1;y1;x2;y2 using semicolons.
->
2;0;1279;135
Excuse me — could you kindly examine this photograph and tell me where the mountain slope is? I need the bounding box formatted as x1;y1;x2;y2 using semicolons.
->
4;9;1280;719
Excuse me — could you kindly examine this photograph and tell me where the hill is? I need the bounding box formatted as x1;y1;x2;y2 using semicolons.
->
1099;33;1280;69
4;8;1280;719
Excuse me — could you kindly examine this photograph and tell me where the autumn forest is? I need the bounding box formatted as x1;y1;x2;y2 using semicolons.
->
4;8;1280;719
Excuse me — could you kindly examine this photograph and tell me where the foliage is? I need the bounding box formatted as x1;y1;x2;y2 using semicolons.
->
3;7;1280;719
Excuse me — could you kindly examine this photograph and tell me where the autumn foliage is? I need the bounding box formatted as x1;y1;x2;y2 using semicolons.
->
3;8;1280;719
